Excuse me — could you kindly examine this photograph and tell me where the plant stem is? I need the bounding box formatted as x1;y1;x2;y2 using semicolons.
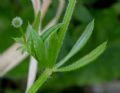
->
20;27;26;43
55;0;76;68
27;69;52;93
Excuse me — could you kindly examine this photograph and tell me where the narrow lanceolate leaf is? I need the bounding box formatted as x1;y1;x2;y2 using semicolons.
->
33;11;41;31
27;69;52;93
26;24;34;40
59;0;76;39
39;0;76;68
55;42;107;72
52;0;76;65
26;25;46;68
56;20;94;68
41;23;63;41
44;29;59;68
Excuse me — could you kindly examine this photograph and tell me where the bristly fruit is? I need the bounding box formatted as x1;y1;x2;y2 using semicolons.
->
12;17;23;28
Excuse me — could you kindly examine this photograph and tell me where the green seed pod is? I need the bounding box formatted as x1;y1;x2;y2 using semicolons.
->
12;17;23;28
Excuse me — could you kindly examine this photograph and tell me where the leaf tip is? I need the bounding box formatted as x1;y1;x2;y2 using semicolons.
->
103;41;108;49
99;41;108;54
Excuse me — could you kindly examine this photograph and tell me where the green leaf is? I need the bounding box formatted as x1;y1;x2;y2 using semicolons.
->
44;29;59;68
27;69;52;93
26;23;62;68
55;42;107;72
56;20;94;68
41;0;76;68
26;25;46;68
33;11;41;31
44;0;76;68
41;23;63;41
59;0;76;39
26;24;33;40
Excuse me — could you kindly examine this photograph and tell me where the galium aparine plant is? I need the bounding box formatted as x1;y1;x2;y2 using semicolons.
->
12;0;107;93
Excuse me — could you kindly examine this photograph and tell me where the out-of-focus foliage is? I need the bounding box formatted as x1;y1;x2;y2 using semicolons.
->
0;0;120;93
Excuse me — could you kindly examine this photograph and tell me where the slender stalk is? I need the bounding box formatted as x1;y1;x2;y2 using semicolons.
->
20;27;26;43
27;69;52;93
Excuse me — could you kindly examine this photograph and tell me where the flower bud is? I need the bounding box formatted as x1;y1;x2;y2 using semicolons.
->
12;17;23;28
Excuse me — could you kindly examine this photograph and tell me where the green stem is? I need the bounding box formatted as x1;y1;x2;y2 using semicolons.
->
20;27;26;43
56;0;76;68
27;69;52;93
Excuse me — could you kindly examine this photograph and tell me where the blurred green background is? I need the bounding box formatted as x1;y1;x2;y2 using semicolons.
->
0;0;120;93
